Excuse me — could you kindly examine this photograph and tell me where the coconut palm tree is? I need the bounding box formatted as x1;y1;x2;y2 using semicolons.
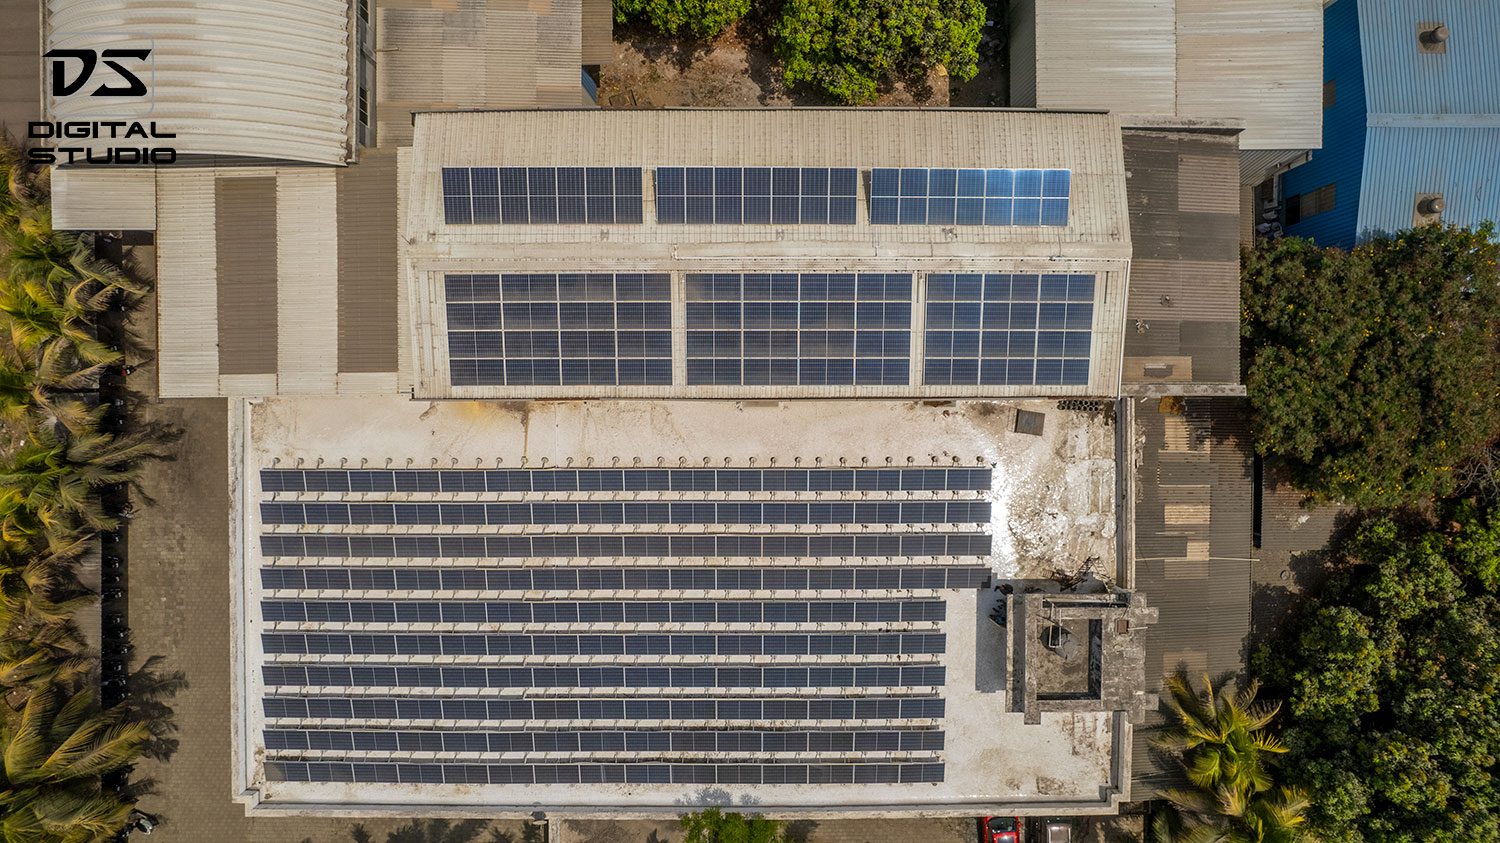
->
0;423;166;537
0;684;147;843
1154;673;1286;794
1149;674;1312;843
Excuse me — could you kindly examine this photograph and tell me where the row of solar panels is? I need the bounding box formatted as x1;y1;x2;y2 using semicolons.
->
260;501;992;527
262;599;948;624
262;695;946;722
260;632;949;657
264;728;945;754
442;165;1069;227
261;664;948;689
259;468;994;493
266;760;947;785
259;533;994;559
259;565;992;592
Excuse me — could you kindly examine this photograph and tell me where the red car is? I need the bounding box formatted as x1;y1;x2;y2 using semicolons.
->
983;816;1023;843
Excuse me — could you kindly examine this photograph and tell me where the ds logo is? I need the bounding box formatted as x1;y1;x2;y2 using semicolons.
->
43;48;151;97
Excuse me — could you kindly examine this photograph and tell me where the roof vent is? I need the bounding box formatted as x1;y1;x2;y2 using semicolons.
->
1418;22;1449;53
1413;193;1445;225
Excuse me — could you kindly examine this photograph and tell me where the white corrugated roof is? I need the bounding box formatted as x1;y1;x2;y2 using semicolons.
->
44;0;353;165
50;168;156;230
1024;0;1324;151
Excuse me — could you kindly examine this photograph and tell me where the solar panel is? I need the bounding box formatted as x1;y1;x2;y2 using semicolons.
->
868;168;1071;226
260;467;994;494
655;167;858;225
683;272;912;386
924;273;1094;387
446;273;672;387
441;167;644;225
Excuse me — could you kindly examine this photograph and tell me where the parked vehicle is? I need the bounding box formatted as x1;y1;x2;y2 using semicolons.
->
983;816;1022;843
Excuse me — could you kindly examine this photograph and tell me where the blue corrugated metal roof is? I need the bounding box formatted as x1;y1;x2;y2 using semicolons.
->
1283;0;1367;247
1355;126;1500;237
1359;0;1500;115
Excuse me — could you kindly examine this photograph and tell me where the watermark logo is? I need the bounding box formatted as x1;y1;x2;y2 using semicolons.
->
32;33;175;165
44;47;151;99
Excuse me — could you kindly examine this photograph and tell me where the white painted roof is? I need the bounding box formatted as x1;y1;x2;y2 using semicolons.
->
44;0;353;165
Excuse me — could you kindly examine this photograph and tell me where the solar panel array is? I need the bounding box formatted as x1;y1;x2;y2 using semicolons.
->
924;273;1094;386
685;273;912;385
441;167;644;225
257;467;994;789
869;169;1071;226
446;274;672;387
655;168;859;225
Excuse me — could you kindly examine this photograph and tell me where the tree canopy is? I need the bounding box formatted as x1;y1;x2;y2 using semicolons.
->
771;0;984;102
1253;505;1500;843
612;0;749;38
1241;224;1500;507
679;808;784;843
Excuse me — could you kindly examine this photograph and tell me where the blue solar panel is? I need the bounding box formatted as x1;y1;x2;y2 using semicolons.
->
682;272;912;386
869;168;1070;226
441;167;643;225
924;273;1093;386
446;273;672;387
656;167;858;225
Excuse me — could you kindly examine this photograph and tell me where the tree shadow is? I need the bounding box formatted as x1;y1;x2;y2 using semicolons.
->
121;654;188;762
785;819;818;843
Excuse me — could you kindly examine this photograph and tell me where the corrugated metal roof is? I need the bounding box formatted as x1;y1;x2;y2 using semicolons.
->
1024;0;1324;151
1121;129;1242;387
1358;0;1500;116
154;167;401;397
374;0;582;148
215;177;279;376
50;169;156;230
1032;0;1177;114
0;0;40;134
403;109;1133;400
1356;125;1500;236
580;0;613;65
337;149;400;373
1130;397;1254;796
43;1;352;165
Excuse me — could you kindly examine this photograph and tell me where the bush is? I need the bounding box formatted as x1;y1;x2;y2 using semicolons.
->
1241;225;1500;507
772;0;985;103
613;0;749;38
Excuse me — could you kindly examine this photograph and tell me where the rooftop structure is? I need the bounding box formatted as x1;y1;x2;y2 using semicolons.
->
1007;0;1324;154
233;396;1142;816
1281;0;1500;245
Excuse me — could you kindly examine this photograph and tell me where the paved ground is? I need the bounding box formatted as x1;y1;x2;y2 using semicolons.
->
122;273;524;841
1247;465;1355;651
560;817;977;843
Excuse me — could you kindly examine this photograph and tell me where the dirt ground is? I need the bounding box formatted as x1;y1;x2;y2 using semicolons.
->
601;22;970;109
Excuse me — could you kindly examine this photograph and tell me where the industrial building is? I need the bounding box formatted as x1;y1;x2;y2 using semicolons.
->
1280;1;1500;246
29;0;1254;822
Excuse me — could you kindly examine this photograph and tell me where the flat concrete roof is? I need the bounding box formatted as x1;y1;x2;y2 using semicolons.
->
231;397;1132;816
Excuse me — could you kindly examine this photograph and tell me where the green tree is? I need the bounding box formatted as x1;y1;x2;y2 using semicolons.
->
0;685;148;843
1241;225;1500;507
1254;505;1500;843
612;0;748;38
771;0;984;103
680;808;784;843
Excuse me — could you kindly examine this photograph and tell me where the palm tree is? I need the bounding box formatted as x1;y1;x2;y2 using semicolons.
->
0;423;166;537
0;685;147;843
1149;674;1312;843
1154;673;1286;794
